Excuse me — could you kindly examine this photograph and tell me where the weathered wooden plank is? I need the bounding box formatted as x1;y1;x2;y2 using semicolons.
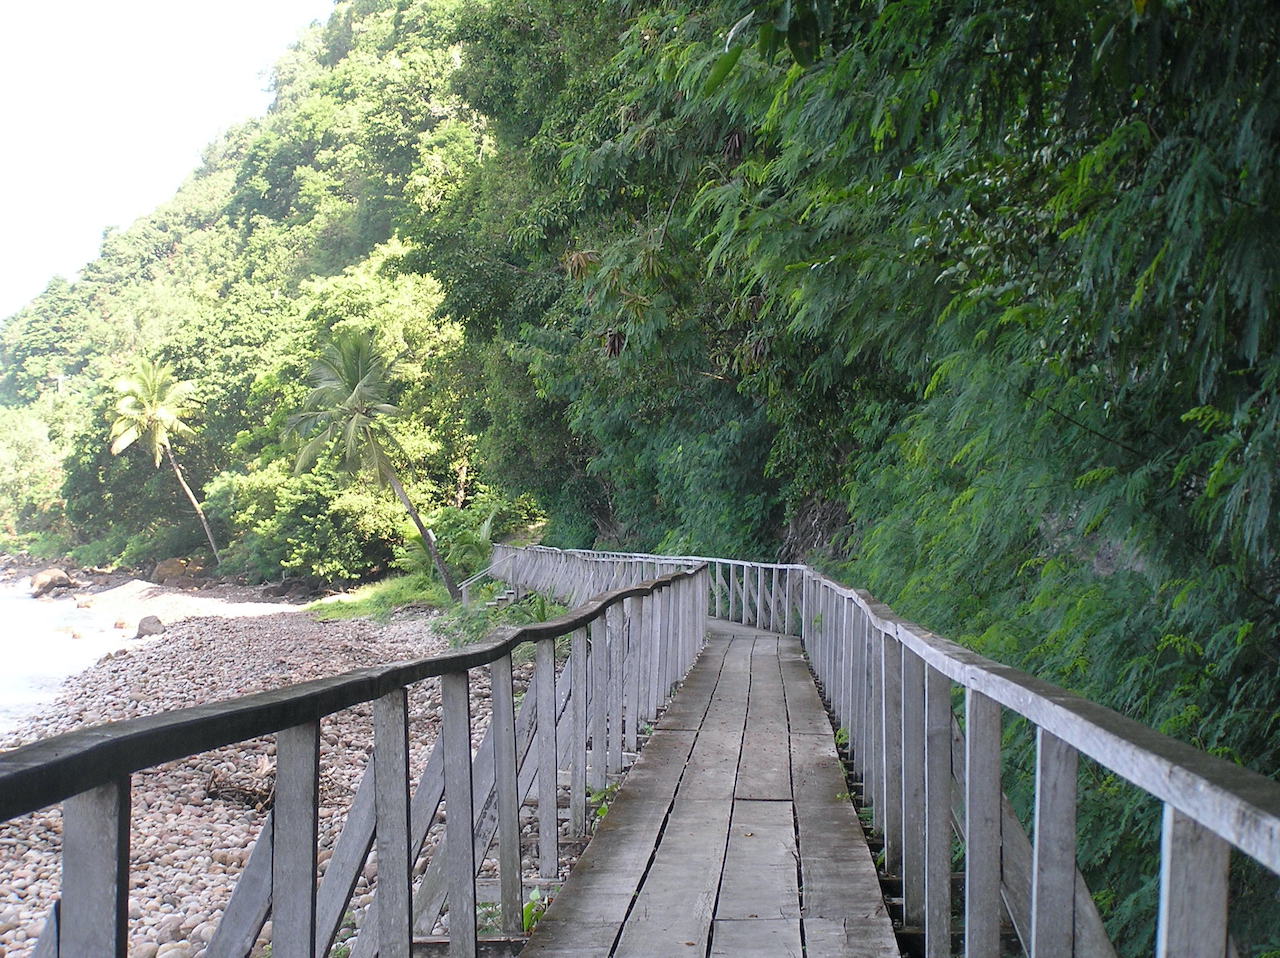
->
207;812;273;957
1156;805;1229;958
923;666;953;958
31;901;57;958
442;671;476;958
789;733;895;946
375;689;413;958
608;603;625;774
535;638;559;880
715;800;800;920
623;597;640;753
901;646;926;927
488;655;523;935
777;641;831;736
570;626;589;836
274;721;320;958
61;777;130;958
1029;729;1078;958
710;918;802;957
521;730;699;955
803;917;902;958
589;614;608;791
964;689;1001;958
612;798;733;957
656;636;731;731
735;645;792;802
676;642;752;803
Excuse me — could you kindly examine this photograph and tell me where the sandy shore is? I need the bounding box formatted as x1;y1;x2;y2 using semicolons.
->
0;576;547;958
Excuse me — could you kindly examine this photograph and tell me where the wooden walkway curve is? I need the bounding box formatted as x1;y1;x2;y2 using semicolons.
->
522;622;899;957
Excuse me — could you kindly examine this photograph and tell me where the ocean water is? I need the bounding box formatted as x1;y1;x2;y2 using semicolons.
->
0;578;135;736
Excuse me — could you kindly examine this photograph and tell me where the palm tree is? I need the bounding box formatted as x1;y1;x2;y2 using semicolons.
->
288;330;461;599
109;358;221;564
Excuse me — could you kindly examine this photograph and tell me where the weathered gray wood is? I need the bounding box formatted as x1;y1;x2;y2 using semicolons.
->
1156;805;1229;958
61;777;130;957
1030;728;1077;958
850;606;868;779
803;917;902;958
442;671;476;958
274;722;320;958
716;800;799;919
947;717;1116;958
571;627;588;835
964;690;1001;958
608;603;625;774
710;918;802;957
375;689;413;958
31;901;57;958
535;637;559;880
489;655;523;935
623;597;640;753
901;646;926;927
735;644;792;801
521;730;699;955
612;798;733;957
867;626;884;835
207;812;274;957
923;666;953;958
589;615;608;791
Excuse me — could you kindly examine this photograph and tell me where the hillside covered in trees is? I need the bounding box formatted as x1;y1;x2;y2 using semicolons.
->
2;0;1279;951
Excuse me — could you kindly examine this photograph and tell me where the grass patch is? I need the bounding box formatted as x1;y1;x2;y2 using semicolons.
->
308;573;451;622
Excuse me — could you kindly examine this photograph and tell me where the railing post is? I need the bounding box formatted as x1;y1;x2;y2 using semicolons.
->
624;596;640;753
374;689;412;958
840;596;855;733
901;644;927;929
964;689;1002;958
536;637;560;879
590;614;609;792
1030;728;1078;958
850;605;868;780
61;777;131;957
1156;805;1229;958
489;655;524;935
924;665;953;958
274;720;320;958
868;625;884;836
607;604;624;774
881;632;904;875
442;671;476;958
571;626;589;835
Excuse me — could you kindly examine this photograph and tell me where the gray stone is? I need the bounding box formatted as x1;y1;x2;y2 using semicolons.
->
29;568;71;597
136;615;166;638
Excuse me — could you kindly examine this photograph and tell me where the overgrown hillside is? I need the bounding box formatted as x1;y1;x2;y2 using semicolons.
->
2;0;1279;951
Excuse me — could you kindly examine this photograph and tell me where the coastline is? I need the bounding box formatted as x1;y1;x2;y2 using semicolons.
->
0;569;494;958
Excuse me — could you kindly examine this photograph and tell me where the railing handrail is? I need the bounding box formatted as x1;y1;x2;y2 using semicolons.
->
821;576;1280;873
0;565;704;823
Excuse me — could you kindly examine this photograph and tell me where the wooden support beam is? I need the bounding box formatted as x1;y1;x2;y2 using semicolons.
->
536;637;559;879
1030;729;1078;958
375;689;413;958
442;671;476;958
61;777;130;957
964;690;1001;958
1156;805;1229;958
489;655;524;936
274;721;320;958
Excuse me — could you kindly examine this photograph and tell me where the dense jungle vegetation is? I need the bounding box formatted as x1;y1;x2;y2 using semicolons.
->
1;0;1278;950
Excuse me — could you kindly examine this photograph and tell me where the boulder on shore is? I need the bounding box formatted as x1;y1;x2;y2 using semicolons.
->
135;615;166;639
151;558;189;583
30;568;72;597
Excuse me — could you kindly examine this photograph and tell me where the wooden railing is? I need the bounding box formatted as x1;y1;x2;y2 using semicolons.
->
0;564;708;958
496;545;1280;958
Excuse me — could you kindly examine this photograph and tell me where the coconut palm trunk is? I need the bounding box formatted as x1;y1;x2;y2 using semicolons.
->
387;472;461;600
166;446;221;565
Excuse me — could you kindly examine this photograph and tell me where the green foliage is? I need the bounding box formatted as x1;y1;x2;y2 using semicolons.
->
308;573;451;623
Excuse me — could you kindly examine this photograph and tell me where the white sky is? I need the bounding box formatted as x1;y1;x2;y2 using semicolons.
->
0;0;338;320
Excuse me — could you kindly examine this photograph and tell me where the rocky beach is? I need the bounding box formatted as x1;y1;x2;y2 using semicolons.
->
0;564;551;957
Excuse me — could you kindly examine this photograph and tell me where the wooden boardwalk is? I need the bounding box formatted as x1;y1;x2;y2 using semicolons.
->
521;622;900;957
